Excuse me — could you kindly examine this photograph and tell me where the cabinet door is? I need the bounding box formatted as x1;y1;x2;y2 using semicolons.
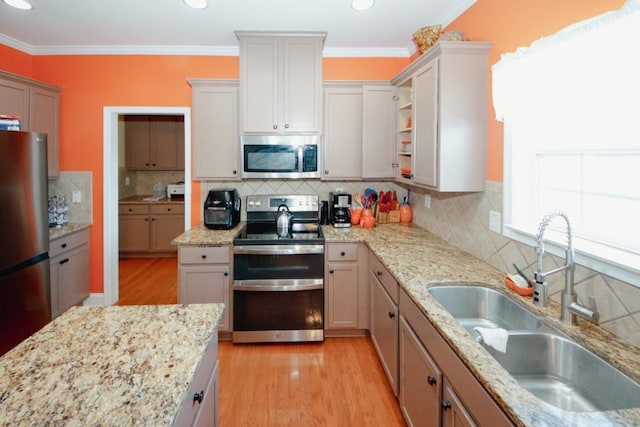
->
240;38;279;133
412;59;439;187
282;37;323;133
179;265;230;331
192;82;239;179
0;77;30;129
326;262;359;329
322;87;362;179
150;115;181;170
119;214;150;252
370;273;399;395
400;316;442;427
30;87;60;178
362;85;395;178
193;361;219;427
149;214;184;253
124;115;151;169
443;379;478;427
56;244;90;316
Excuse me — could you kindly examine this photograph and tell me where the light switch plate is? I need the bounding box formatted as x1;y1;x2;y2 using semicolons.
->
424;193;431;208
489;210;501;233
72;190;82;204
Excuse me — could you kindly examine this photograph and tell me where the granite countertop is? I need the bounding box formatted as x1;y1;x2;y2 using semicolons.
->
49;222;92;240
119;195;185;205
172;222;640;426
0;304;224;425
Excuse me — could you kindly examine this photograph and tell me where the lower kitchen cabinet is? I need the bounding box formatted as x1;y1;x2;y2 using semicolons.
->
119;202;184;256
174;331;219;427
325;243;369;331
369;251;399;396
50;228;90;319
399;289;513;427
178;246;231;332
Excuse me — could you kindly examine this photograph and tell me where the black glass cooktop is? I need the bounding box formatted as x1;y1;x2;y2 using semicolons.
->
233;222;324;245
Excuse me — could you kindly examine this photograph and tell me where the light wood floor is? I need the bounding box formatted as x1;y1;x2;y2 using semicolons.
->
118;258;406;426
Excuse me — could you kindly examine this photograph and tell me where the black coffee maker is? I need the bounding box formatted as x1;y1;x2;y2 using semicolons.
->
329;192;352;228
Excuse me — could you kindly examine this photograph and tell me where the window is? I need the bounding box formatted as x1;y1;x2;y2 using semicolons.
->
493;1;640;286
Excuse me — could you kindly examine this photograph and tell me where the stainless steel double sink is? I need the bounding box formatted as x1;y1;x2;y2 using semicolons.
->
426;285;640;412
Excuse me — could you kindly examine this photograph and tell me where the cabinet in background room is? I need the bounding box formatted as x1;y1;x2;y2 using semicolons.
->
325;243;369;331
119;202;185;256
237;32;325;134
0;71;61;178
391;42;492;192
369;251;399;396
178;246;231;332
50;228;90;319
189;79;239;180
124;115;185;170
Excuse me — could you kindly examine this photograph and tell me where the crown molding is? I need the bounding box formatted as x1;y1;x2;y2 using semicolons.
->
0;33;34;55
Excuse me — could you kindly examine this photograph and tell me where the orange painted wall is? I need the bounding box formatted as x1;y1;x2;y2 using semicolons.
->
0;0;624;294
444;0;625;181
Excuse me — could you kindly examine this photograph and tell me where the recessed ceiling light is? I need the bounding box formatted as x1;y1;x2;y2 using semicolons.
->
184;0;208;9
3;0;32;10
351;0;374;11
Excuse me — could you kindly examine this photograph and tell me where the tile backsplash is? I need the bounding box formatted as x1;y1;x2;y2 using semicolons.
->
409;180;640;348
48;171;92;224
118;168;185;200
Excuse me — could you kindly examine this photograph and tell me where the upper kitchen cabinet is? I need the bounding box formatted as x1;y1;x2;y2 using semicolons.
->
236;31;325;135
124;115;185;171
0;71;61;178
189;79;240;180
392;42;492;192
362;85;395;179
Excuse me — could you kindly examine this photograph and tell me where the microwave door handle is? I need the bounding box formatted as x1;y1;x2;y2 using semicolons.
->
298;145;303;173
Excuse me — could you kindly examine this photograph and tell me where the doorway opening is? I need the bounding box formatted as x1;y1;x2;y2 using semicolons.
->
103;107;191;306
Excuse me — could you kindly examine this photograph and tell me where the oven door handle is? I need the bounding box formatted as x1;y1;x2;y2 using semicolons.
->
233;280;323;292
233;245;325;255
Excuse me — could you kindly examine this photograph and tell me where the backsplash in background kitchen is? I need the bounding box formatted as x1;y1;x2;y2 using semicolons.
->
409;180;640;348
48;171;93;224
118;168;184;200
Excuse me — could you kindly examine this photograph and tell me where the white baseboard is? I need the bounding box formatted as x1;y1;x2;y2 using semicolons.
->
82;293;107;307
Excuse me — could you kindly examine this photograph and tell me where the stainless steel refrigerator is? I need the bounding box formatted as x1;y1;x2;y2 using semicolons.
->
0;130;51;356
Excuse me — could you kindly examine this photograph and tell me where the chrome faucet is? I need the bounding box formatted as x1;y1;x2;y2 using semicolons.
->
533;211;599;325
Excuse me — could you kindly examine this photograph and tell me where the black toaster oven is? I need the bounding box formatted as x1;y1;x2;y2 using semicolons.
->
204;189;241;229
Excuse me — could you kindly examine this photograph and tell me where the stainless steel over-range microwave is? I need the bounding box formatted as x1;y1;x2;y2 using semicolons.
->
240;135;321;179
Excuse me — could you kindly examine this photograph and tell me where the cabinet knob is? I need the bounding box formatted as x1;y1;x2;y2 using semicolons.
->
376;271;383;277
388;311;395;319
442;401;452;411
128;208;133;212
61;243;68;249
284;124;289;129
224;272;229;276
329;269;334;274
145;163;150;167
145;218;149;222
233;170;237;175
427;376;437;386
273;124;278;129
201;254;207;259
340;251;346;256
193;390;204;404
152;163;156;167
167;208;171;212
151;218;155;221
324;170;329;175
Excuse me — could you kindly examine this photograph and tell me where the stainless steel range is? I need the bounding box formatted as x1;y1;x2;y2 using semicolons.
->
232;194;324;343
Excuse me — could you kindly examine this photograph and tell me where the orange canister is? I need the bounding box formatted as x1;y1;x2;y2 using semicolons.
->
399;205;412;223
360;208;375;228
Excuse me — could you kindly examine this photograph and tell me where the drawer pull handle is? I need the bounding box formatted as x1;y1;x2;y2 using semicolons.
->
201;254;207;259
59;258;70;265
427;376;437;386
388;311;395;319
193;390;204;404
61;243;67;249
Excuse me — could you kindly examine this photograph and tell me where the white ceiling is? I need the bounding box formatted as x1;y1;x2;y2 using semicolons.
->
0;0;476;57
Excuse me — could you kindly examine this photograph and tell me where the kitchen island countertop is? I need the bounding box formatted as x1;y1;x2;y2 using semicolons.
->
0;304;224;425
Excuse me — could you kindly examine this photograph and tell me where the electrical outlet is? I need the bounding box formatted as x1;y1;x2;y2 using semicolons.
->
424;193;431;208
489;210;501;233
125;176;131;186
72;191;82;204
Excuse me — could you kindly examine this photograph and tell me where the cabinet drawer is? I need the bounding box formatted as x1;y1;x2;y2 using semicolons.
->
180;246;230;265
50;228;89;258
369;251;399;304
118;204;148;215
327;243;358;261
150;203;185;215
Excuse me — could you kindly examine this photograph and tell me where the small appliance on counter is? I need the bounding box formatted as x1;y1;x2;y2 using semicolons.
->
167;182;185;200
204;189;241;229
329;192;352;228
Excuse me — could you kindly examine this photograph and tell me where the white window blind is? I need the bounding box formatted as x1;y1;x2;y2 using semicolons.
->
493;0;640;286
